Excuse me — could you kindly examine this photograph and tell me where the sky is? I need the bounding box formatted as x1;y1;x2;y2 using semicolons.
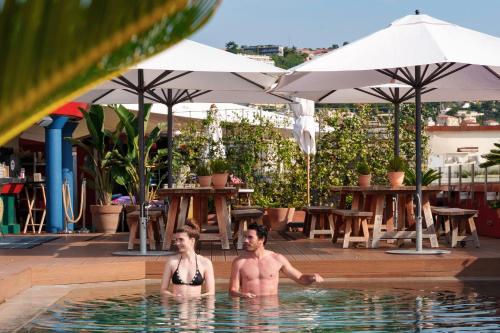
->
191;0;500;48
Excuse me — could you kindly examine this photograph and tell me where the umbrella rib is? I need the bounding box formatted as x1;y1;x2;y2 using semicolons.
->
318;89;337;102
355;87;387;101
154;71;193;87
144;70;173;90
376;69;412;86
146;89;167;104
399;88;415;102
372;87;394;102
421;63;455;86
91;89;115;104
421;64;430;81
230;72;266;90
177;90;212;103
143;90;163;104
400;67;415;84
482;65;500;81
113;75;138;91
425;64;470;85
388;87;396;100
173;89;190;104
267;92;293;103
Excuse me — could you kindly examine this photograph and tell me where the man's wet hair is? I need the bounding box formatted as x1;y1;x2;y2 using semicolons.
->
247;223;268;245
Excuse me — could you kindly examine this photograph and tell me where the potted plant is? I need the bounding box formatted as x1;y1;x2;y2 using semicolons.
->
387;156;406;187
195;162;212;187
356;161;371;187
210;158;229;188
72;105;123;234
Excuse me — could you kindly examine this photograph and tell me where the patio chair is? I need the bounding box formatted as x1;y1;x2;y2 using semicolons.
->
127;208;165;250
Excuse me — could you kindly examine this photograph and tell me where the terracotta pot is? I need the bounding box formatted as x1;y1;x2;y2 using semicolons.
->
265;207;295;231
358;174;372;187
90;205;123;234
211;173;228;188
198;175;212;187
387;171;405;187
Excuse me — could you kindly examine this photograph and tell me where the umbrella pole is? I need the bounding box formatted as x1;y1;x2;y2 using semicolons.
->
138;69;147;255
307;152;311;206
393;89;400;157
167;89;174;188
414;66;423;252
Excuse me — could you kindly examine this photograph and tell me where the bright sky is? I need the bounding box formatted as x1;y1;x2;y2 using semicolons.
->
191;0;500;48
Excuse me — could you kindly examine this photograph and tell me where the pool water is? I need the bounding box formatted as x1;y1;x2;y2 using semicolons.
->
22;283;500;332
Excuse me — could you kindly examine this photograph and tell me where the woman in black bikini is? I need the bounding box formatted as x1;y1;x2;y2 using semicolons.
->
160;221;215;297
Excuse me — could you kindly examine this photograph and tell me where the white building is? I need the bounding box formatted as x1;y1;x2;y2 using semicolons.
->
427;125;500;168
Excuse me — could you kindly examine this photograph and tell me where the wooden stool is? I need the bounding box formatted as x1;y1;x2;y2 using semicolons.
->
23;183;46;234
304;206;335;239
127;210;165;250
332;209;373;248
231;208;264;249
431;207;480;248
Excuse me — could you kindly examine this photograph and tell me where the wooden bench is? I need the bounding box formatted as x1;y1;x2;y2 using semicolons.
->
127;209;165;250
332;209;373;248
431;207;480;248
231;208;264;249
304;206;335;239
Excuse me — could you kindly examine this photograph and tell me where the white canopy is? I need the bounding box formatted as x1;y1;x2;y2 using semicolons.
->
76;39;290;104
274;13;500;94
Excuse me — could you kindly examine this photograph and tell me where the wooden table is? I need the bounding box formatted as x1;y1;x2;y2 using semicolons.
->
331;186;447;248
156;187;238;250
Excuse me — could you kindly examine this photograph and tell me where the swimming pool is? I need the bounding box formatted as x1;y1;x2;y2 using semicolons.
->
21;282;500;332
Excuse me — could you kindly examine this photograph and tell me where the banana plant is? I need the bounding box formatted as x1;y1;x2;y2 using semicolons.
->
404;167;441;186
106;105;168;203
70;105;121;205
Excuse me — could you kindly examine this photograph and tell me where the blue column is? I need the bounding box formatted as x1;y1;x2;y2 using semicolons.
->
62;121;78;231
45;116;68;233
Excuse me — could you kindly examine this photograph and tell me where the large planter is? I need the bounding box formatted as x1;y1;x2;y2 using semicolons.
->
90;205;123;234
387;171;405;187
212;173;228;188
358;174;372;187
265;207;295;231
198;175;212;187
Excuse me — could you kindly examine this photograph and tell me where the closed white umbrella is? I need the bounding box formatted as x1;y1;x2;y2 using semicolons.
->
75;39;289;255
206;104;226;159
291;98;316;205
274;11;500;254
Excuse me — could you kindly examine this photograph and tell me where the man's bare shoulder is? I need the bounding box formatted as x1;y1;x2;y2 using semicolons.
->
269;252;289;264
232;255;248;266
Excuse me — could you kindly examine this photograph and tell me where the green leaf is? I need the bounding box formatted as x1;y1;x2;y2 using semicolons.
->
0;0;219;145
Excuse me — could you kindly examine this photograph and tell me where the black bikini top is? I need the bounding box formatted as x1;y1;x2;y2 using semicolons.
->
172;255;204;286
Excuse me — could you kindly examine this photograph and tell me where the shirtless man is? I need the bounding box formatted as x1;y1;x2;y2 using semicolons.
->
229;223;324;298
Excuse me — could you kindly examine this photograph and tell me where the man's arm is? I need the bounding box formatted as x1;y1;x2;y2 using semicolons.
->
228;258;255;298
278;254;324;285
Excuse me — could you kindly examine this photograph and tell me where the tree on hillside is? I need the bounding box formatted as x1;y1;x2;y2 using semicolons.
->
271;47;308;69
331;44;339;49
225;41;239;53
343;41;349;46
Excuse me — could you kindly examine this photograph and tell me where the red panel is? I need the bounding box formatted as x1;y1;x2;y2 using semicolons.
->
1;183;24;194
51;102;87;119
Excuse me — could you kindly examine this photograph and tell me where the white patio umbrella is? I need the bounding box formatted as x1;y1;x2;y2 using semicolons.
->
274;11;500;254
290;98;316;205
75;39;289;255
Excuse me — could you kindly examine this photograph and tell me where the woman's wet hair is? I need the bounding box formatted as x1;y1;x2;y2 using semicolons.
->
248;223;268;245
176;220;200;242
